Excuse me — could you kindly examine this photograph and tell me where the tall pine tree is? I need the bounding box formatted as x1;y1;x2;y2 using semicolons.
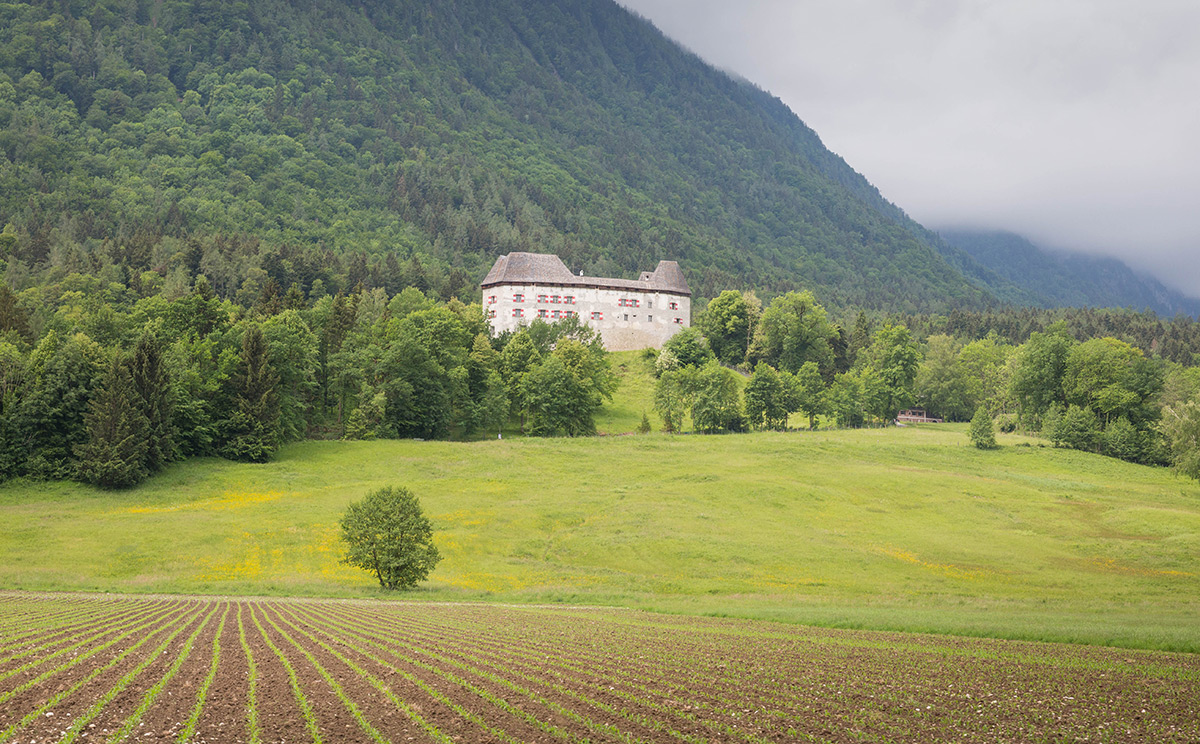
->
222;325;280;462
75;357;149;488
131;332;174;473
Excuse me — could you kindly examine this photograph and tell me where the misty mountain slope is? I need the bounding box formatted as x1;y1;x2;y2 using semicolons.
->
941;230;1200;317
0;0;996;309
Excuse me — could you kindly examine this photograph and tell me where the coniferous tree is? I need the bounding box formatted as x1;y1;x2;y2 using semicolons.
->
0;285;32;345
130;332;174;473
75;357;149;488
223;325;281;462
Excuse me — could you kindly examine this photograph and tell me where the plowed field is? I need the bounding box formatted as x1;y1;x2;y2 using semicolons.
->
0;594;1196;743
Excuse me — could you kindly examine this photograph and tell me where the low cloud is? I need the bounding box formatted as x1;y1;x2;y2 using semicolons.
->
619;0;1200;295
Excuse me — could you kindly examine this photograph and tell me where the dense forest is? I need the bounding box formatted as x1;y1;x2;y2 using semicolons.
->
0;0;1010;310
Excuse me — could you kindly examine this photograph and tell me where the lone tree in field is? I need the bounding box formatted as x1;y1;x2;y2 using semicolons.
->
340;486;441;589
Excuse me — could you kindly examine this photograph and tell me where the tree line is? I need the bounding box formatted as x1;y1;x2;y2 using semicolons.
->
0;274;612;488
654;289;1200;477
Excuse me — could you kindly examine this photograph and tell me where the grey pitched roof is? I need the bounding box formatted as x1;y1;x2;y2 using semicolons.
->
481;252;690;295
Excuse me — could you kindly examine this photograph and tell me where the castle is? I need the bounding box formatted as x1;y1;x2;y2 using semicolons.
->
481;252;691;351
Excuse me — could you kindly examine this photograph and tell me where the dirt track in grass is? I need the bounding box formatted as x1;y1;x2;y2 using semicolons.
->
0;593;1197;743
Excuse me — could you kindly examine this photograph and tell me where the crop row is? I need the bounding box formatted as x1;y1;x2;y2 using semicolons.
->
0;593;1197;743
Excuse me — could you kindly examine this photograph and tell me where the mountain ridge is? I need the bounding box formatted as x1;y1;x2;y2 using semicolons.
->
940;229;1200;317
0;0;995;310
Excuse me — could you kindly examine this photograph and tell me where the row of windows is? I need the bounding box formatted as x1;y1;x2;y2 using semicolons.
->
491;309;683;324
491;294;680;310
506;309;581;319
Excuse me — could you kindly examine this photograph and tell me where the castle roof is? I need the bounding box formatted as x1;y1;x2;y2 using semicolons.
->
481;252;690;295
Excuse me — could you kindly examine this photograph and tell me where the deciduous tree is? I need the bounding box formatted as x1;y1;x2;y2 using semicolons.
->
340;486;441;590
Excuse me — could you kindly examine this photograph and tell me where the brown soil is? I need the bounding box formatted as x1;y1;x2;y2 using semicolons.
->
1;595;1197;744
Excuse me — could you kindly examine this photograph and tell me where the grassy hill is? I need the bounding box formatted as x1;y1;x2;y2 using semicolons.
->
3;404;1198;651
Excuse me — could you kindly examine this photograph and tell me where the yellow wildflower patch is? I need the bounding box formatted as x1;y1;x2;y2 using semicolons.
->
1081;557;1194;577
123;490;289;514
875;546;992;581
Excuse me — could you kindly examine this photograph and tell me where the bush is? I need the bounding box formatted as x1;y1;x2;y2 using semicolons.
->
1102;416;1144;462
637;412;652;434
1053;405;1101;452
994;413;1019;433
968;406;997;449
339;486;441;590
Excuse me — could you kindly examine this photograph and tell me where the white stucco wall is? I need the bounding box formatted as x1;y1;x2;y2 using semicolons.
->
483;283;691;351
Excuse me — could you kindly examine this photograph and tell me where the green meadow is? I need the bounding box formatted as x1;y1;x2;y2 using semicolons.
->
4;407;1199;651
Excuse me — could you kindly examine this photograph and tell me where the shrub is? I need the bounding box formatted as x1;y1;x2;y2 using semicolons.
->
1053;405;1101;452
968;406;997;450
1102;416;1144;462
637;412;651;434
994;413;1019;433
340;486;441;590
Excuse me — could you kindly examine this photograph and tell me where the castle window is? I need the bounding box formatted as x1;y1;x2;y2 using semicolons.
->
674;317;683;324
630;298;640;308
552;309;561;319
537;308;548;318
563;310;576;317
550;295;560;304
487;309;496;319
564;296;575;304
669;301;679;310
512;308;524;318
537;294;548;303
591;311;603;320
648;315;653;323
513;294;524;303
487;295;496;305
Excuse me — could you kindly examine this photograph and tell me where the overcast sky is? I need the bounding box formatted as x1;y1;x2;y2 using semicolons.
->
617;0;1200;296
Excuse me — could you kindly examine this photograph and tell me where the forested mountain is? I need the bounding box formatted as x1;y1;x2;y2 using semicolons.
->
0;0;1001;309
941;230;1200;317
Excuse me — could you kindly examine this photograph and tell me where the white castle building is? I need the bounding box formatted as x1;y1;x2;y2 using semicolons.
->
481;252;691;351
